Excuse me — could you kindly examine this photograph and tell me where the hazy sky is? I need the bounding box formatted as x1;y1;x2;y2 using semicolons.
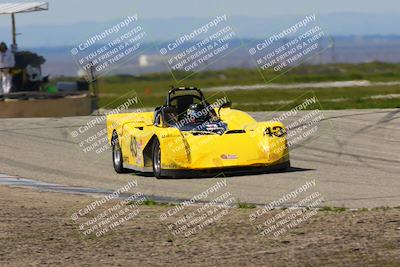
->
0;0;398;26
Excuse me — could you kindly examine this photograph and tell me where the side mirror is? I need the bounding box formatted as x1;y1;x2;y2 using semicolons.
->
218;100;232;117
220;101;232;109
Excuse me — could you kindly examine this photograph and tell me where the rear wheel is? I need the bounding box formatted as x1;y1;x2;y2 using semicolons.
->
112;132;125;173
152;139;162;179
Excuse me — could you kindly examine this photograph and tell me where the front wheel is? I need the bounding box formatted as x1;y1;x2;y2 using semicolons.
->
152;139;163;179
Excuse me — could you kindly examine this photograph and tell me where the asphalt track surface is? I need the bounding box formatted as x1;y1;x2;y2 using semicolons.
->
0;109;399;208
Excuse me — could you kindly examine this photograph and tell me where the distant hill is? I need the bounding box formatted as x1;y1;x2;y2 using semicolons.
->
21;35;400;77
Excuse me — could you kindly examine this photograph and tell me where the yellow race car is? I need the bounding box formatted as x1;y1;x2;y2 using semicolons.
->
107;87;290;178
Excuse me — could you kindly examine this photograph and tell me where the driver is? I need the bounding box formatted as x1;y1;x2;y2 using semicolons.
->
186;103;209;123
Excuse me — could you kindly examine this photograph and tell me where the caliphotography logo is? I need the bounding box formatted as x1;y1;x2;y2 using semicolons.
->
0;1;399;266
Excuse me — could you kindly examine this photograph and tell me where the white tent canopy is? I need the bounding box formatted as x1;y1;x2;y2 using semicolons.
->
0;2;48;48
0;2;48;14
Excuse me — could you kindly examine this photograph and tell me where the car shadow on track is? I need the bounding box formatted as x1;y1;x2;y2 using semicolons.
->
133;166;315;180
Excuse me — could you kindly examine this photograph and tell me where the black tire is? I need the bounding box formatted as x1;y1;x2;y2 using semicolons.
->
152;139;163;179
112;132;125;173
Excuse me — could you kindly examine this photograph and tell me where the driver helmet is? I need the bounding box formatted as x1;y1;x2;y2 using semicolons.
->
187;103;208;122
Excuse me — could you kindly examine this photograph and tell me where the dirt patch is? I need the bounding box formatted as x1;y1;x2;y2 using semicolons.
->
0;186;399;266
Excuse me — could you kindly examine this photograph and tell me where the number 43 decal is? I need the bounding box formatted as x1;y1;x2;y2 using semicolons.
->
265;126;286;137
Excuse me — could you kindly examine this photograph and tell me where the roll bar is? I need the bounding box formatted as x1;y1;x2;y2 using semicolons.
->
166;86;206;106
